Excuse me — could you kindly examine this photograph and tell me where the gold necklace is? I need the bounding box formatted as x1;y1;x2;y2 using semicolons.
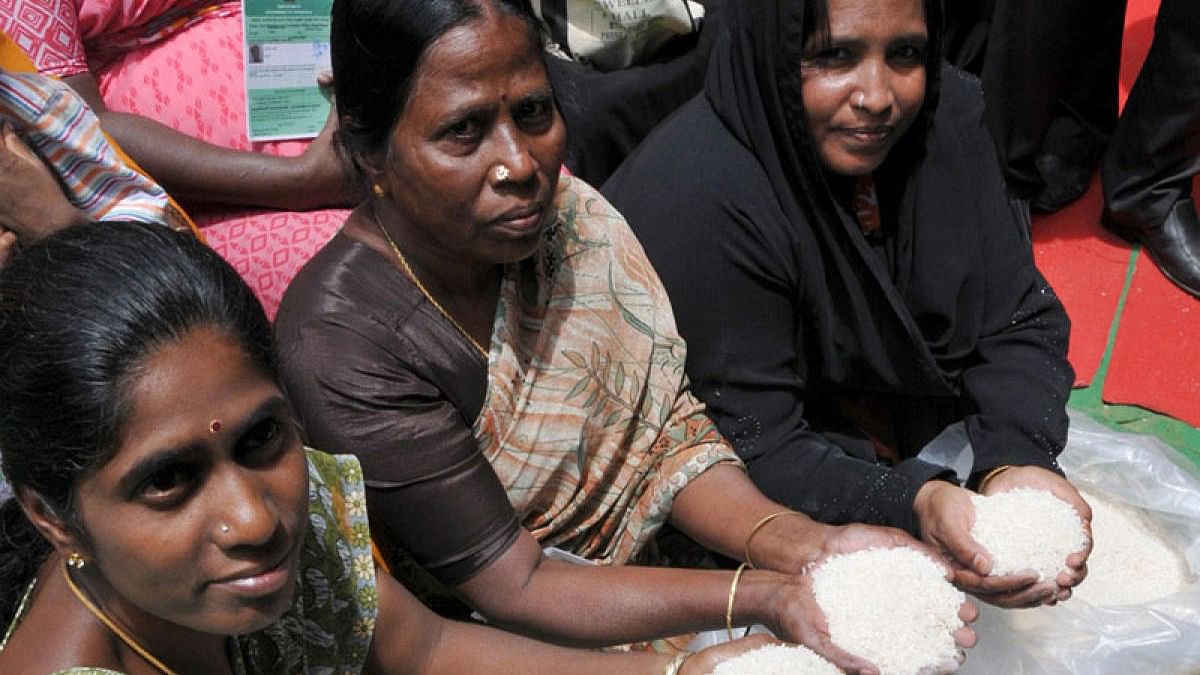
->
372;210;490;360
61;560;178;675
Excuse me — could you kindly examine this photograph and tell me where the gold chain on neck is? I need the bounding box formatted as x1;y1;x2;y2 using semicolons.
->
61;560;178;675
371;208;490;360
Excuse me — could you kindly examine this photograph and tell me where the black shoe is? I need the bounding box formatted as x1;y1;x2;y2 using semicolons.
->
1104;199;1200;298
1031;154;1094;213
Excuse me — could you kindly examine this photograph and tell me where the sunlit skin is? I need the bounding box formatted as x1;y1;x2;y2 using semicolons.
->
359;10;565;277
800;0;928;177
24;328;308;672
343;8;567;351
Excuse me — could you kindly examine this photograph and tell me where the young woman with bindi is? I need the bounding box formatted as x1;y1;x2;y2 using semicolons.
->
605;0;1092;609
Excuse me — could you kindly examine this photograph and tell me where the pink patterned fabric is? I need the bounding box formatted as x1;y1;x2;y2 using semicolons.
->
0;0;347;318
0;0;88;76
199;207;346;320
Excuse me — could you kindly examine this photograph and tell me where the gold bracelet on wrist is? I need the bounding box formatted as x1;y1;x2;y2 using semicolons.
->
977;464;1017;493
663;651;692;675
726;562;750;642
744;510;806;568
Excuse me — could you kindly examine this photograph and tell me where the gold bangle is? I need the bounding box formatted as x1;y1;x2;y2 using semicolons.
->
726;562;750;642
977;464;1017;493
663;651;692;675
744;510;805;568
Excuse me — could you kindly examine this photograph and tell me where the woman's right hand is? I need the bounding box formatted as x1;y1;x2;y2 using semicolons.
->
678;633;780;675
764;538;978;675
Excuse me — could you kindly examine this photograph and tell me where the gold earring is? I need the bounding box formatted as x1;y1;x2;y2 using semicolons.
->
373;183;385;198
67;552;86;570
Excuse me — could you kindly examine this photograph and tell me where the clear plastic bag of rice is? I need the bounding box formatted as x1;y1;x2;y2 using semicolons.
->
960;411;1200;675
709;644;841;675
969;487;1088;582
811;546;965;675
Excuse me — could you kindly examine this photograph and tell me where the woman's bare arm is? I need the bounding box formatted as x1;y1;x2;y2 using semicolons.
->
368;565;782;675
63;73;355;211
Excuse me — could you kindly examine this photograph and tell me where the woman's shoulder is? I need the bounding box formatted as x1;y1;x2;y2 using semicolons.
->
604;95;787;233
930;63;989;143
275;231;425;354
606;94;768;196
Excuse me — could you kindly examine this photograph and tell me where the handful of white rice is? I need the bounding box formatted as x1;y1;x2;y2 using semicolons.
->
812;547;965;675
710;644;841;675
969;488;1088;582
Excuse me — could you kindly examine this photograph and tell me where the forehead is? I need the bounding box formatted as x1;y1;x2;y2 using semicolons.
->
99;329;277;476
404;13;547;116
824;0;926;36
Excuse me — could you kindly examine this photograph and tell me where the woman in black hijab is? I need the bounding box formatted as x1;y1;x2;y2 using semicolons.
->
604;0;1091;608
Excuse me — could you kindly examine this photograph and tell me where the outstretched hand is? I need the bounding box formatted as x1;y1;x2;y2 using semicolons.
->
0;124;84;242
769;525;977;675
981;466;1092;602
914;471;1091;608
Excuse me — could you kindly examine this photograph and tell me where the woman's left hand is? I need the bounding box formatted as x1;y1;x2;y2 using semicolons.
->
979;465;1093;603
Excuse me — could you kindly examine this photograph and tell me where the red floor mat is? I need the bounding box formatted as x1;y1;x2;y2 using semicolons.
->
1032;180;1131;386
1103;182;1200;427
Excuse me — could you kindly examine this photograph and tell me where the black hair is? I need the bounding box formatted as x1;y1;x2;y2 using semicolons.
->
0;222;275;625
331;0;544;179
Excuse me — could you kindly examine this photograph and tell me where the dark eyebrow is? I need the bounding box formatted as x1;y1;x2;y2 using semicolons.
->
117;443;205;496
116;396;289;495
517;86;555;104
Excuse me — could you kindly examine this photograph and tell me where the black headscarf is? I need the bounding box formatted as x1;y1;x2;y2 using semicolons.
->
703;0;1002;397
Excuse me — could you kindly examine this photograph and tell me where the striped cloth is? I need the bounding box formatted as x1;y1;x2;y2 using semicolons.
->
0;70;169;225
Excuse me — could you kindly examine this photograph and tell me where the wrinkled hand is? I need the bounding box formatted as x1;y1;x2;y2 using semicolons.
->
0;123;83;241
679;633;779;675
293;71;361;209
981;466;1093;603
770;529;978;675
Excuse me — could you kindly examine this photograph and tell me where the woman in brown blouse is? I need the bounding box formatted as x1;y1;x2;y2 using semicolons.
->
275;0;976;668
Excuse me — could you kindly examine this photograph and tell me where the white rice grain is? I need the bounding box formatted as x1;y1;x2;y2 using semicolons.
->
710;644;841;675
1072;489;1192;606
970;488;1088;582
812;547;965;675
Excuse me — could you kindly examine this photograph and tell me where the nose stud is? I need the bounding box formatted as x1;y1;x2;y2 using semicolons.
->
220;524;230;533
853;91;867;110
493;164;511;182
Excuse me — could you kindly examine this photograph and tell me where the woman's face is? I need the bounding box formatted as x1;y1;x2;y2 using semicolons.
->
373;11;566;266
67;328;307;637
800;0;928;176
